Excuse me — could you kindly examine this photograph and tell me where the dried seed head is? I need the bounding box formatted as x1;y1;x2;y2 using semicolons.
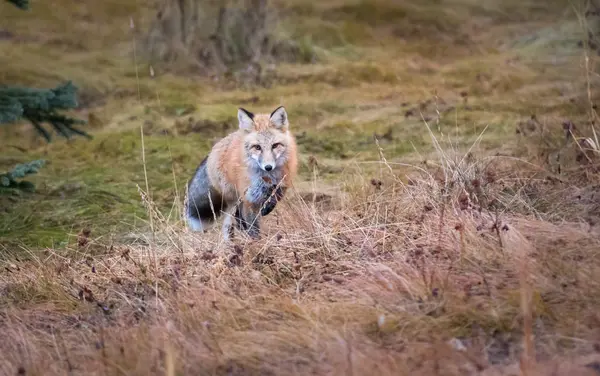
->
308;155;318;170
370;179;383;190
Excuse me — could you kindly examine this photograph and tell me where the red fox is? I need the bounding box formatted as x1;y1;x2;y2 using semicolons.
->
185;106;298;241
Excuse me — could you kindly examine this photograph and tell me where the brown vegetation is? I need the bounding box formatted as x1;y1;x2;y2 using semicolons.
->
3;142;600;375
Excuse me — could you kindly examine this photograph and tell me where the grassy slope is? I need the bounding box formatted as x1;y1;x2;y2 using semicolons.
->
2;0;600;375
1;0;589;247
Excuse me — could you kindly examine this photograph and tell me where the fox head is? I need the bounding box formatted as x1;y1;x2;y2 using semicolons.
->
237;106;292;173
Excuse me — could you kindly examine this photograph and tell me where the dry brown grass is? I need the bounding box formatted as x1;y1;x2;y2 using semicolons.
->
3;138;600;375
3;0;600;375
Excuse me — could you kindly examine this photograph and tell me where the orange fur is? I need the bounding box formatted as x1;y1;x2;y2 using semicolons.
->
206;108;297;216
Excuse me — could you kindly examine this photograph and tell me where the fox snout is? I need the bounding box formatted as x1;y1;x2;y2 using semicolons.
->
258;151;276;172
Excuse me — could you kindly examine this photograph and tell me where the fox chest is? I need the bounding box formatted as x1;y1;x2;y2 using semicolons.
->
244;170;284;207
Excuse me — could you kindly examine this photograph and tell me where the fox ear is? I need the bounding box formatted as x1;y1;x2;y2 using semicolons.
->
238;108;254;130
269;106;289;129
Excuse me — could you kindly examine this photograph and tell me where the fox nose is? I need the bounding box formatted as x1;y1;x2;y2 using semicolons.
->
264;164;273;171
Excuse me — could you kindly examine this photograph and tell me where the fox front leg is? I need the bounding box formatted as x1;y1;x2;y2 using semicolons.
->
235;203;261;239
221;208;235;242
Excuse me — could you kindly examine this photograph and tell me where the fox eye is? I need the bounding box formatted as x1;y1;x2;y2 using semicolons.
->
252;145;262;151
272;143;283;149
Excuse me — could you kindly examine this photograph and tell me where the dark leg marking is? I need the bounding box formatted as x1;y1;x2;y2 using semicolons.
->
260;186;286;217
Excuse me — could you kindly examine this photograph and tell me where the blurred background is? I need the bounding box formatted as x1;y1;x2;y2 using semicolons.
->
0;0;597;248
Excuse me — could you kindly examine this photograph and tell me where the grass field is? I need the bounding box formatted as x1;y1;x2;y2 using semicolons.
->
2;0;600;375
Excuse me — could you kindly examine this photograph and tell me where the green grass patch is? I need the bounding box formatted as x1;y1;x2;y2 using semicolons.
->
0;129;214;248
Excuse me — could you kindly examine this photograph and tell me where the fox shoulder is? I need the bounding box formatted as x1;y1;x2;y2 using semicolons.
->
205;131;245;193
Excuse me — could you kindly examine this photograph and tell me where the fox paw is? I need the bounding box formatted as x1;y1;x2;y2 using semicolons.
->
260;201;277;216
260;186;285;216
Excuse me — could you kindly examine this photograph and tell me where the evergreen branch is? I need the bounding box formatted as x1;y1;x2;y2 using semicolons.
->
0;81;80;114
0;160;45;192
30;120;52;142
5;0;29;10
26;113;91;140
54;121;91;139
0;81;90;141
0;96;24;123
52;122;72;139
